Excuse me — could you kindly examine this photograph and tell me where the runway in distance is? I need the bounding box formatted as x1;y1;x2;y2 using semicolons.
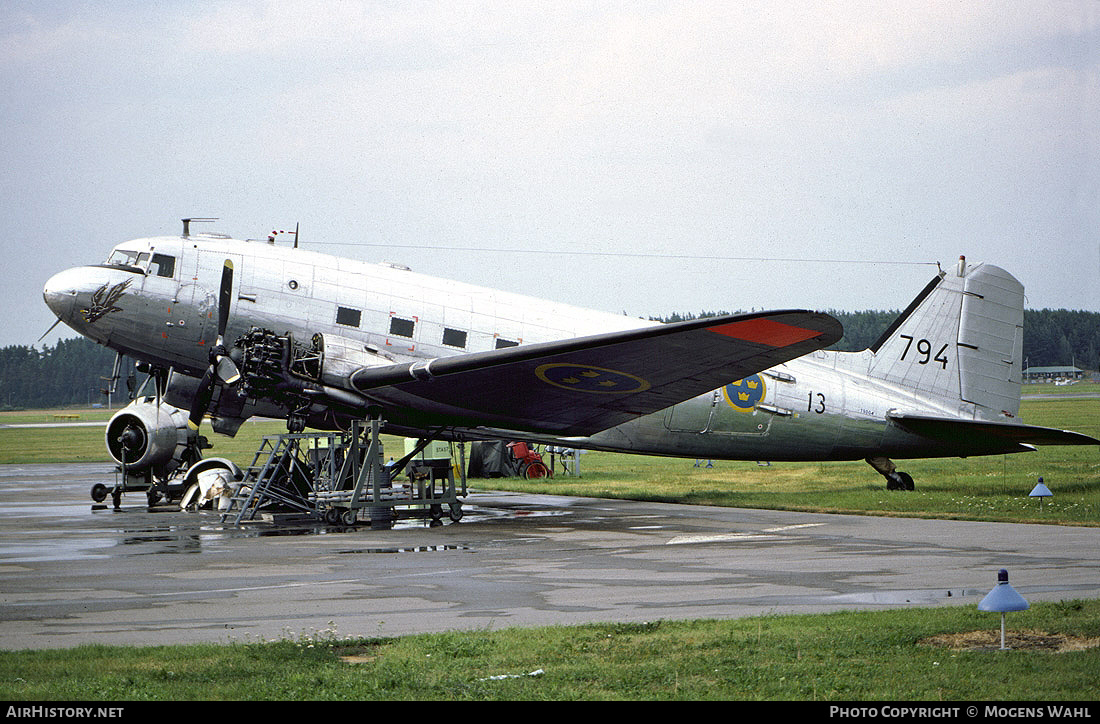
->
41;219;1098;506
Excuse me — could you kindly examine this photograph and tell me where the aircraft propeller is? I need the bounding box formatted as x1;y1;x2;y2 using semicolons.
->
188;260;241;431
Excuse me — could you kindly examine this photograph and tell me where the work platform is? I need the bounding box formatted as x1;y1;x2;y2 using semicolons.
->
219;419;467;529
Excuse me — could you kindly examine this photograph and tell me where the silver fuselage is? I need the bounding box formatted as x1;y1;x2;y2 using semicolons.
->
42;234;1000;462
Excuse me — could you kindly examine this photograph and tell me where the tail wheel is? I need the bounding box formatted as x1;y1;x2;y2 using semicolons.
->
886;471;915;490
523;461;550;479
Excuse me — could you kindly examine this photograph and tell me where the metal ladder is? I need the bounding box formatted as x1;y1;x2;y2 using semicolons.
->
221;434;318;524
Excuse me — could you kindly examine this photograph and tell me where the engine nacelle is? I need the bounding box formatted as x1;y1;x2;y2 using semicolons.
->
105;398;195;476
237;328;393;399
311;332;394;389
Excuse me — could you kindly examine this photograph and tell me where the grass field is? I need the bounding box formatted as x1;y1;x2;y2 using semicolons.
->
1;601;1097;700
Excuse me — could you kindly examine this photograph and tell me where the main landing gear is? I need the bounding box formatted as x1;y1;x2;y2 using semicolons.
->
866;456;915;491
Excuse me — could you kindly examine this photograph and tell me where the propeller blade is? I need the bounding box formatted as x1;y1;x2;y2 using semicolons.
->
188;366;216;431
217;260;234;341
216;355;241;385
190;258;238;433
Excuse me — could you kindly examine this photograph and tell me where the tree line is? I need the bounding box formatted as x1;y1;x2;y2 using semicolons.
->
3;307;1098;409
0;337;119;409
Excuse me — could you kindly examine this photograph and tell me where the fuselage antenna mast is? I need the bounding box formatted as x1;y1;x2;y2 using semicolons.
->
181;218;219;237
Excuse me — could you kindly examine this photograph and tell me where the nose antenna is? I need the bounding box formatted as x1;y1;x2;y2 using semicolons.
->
181;218;218;237
37;318;63;342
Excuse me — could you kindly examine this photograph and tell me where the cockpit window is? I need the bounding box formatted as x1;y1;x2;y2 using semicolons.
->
104;249;175;278
106;249;143;269
150;253;176;278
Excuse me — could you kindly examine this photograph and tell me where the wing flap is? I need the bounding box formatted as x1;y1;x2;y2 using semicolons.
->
351;310;841;435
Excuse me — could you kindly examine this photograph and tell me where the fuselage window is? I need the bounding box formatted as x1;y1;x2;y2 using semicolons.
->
495;338;519;349
150;254;176;278
336;306;362;328
389;316;415;338
442;328;467;349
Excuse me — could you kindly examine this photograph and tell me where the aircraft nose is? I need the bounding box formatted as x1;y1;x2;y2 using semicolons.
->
42;267;84;321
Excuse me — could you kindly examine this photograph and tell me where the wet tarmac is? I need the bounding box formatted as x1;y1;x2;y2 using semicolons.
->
2;463;1098;650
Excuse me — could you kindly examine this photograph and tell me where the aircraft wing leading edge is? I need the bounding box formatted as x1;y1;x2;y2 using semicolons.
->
351;310;842;436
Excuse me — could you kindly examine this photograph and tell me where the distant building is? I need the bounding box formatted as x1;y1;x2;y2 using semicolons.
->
1022;365;1087;382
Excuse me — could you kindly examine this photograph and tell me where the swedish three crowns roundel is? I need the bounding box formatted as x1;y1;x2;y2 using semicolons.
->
723;374;765;411
535;363;650;394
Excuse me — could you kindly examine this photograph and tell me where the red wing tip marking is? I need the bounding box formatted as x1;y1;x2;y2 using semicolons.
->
707;318;822;347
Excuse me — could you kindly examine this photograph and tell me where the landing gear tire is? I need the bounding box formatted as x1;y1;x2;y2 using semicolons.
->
887;471;915;491
324;508;341;525
448;503;463;522
341;508;358;526
91;484;108;503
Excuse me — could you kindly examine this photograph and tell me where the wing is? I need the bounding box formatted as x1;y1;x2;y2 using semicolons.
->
350;310;842;435
889;413;1100;454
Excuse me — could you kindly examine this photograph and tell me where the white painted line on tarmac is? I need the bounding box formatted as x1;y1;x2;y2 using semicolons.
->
666;523;825;545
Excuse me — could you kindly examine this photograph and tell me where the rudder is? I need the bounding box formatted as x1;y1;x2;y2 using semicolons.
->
867;257;1024;421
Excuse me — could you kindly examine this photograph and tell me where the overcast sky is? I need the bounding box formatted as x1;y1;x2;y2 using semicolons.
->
4;1;1098;349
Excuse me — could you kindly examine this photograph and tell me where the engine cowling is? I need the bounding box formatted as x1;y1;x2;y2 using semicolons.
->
310;332;395;389
236;328;393;400
105;398;195;476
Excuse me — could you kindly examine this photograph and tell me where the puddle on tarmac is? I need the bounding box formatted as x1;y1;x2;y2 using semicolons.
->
0;464;576;563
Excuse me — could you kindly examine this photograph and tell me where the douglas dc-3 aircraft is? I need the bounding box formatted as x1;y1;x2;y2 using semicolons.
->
42;220;1097;507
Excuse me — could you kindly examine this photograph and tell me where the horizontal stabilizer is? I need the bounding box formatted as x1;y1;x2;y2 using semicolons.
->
889;413;1100;453
351;310;842;436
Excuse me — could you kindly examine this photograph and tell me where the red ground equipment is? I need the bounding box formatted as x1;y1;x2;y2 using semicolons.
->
506;441;552;479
